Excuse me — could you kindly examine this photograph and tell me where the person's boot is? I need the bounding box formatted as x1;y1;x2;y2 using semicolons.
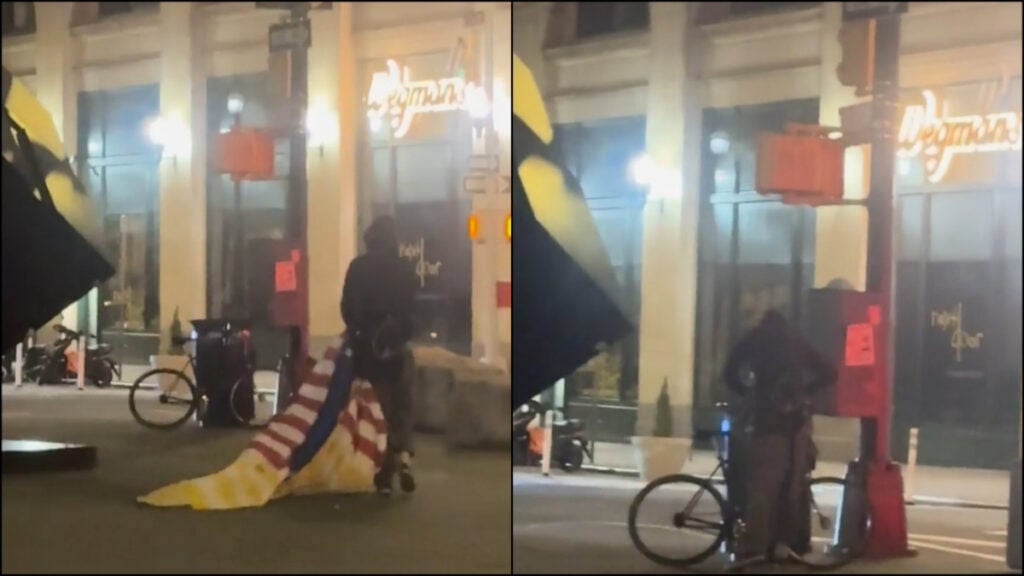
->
398;451;416;493
375;455;395;496
725;552;767;573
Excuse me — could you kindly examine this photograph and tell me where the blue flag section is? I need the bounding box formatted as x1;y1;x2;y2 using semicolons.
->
511;55;633;408
289;338;356;472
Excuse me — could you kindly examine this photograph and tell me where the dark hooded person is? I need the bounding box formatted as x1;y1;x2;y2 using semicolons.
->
340;215;418;495
723;309;837;567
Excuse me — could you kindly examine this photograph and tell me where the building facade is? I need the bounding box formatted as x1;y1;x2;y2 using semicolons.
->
515;1;1022;469
3;2;511;370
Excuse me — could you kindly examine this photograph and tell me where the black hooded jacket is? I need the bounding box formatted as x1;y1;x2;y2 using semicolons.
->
341;216;417;379
723;310;837;436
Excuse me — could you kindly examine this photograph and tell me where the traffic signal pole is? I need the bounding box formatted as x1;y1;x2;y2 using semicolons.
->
863;13;900;465
286;4;310;394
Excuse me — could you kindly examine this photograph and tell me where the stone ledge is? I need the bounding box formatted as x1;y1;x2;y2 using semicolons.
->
412;346;509;450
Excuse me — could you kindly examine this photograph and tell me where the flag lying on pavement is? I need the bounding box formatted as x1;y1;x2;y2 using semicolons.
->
2;67;114;352
138;334;387;510
512;54;633;408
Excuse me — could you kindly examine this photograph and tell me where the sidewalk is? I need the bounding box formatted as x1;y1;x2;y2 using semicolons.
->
578;441;1012;509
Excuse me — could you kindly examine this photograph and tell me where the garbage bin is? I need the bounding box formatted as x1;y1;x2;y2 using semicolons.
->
191;319;254;427
1009;459;1021;570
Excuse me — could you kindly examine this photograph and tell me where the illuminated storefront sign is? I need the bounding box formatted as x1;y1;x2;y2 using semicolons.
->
897;89;1022;183
366;59;490;139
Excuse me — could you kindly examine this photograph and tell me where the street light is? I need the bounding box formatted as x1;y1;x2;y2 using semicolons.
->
629;153;655;188
146;115;190;164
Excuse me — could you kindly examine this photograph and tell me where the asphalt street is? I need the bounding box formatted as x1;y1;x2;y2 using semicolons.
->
513;470;1018;574
1;385;511;574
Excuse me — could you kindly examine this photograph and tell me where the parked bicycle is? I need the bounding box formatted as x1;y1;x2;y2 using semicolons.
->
128;334;272;430
627;402;853;571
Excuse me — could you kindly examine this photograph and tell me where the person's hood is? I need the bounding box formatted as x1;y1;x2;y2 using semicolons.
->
364;215;399;255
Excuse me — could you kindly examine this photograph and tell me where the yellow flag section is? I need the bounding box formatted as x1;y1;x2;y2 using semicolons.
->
138;336;387;510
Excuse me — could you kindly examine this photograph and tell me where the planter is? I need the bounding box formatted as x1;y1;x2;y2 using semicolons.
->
631;436;692;482
149;354;193;394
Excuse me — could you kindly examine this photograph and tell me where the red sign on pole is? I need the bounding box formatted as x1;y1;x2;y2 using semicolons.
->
496;281;511;309
275;261;297;293
845;322;876;367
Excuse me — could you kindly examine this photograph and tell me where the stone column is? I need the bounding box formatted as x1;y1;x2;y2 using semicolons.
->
812;1;869;461
814;1;871;292
469;3;511;370
305;3;358;356
157;2;207;349
635;2;703;437
33;3;83;331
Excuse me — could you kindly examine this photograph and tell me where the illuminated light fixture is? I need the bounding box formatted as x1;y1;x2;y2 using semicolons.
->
146;115;191;164
227;93;245;115
492;77;511;138
898;89;1023;183
628;153;655;187
466;84;492;120
709;131;731;155
369;115;383;133
366;59;491;139
504;213;511;242
467;214;480;240
305;101;336;157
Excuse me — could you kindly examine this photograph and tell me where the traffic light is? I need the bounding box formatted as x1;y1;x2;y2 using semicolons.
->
467;214;480;241
836;19;876;96
504;214;511;242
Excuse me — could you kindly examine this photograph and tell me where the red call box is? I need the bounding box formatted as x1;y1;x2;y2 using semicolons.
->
496;281;511;309
266;241;307;328
802;289;886;418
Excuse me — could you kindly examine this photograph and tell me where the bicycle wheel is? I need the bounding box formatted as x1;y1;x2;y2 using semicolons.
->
129;368;198;430
793;476;854;570
628;474;728;568
225;377;270;426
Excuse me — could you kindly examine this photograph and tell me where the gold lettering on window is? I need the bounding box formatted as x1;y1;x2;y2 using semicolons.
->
399;237;442;289
930;302;983;362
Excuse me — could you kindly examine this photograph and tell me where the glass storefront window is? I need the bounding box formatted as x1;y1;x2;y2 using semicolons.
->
896;77;1022;189
552;117;646;406
78;85;161;337
358;48;477;355
206;73;288;321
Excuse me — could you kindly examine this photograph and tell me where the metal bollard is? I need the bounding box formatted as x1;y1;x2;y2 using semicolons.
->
274;355;293;416
77;335;86;390
14;342;24;388
541;410;553;477
904;428;919;504
1009;459;1021;570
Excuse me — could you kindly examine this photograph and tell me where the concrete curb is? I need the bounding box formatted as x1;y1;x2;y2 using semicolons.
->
577;464;1009;511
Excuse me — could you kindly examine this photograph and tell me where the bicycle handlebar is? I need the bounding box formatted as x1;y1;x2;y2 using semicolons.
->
54;325;96;340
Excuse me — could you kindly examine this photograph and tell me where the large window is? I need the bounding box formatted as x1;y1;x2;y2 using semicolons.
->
553;117;646;407
693;100;819;433
78;86;161;339
576;2;649;39
358;51;475;355
206;74;288;322
888;78;1021;469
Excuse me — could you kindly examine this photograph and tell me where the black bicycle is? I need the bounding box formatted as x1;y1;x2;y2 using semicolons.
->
128;336;273;430
627;404;854;570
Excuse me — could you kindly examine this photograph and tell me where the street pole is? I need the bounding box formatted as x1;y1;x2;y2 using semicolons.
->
286;4;310;386
863;12;900;465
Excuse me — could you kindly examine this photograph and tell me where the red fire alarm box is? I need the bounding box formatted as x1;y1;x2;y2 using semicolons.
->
245;238;307;328
801;289;886;418
756;124;844;205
